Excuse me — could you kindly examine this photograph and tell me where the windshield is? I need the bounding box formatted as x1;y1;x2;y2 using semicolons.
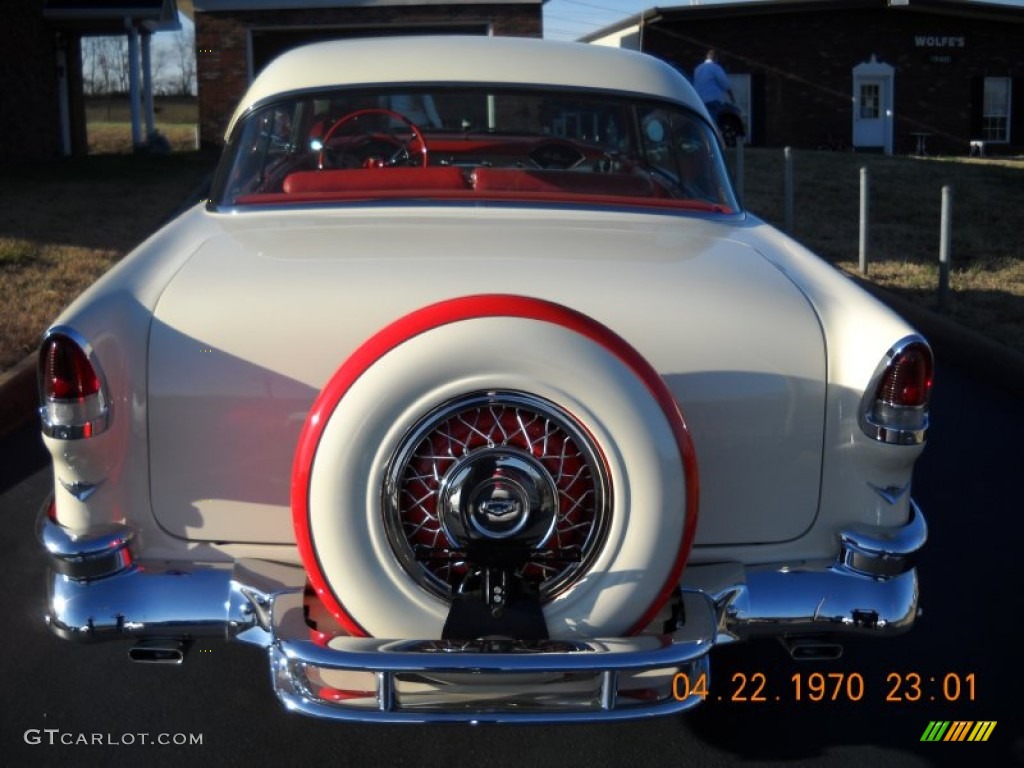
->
213;86;739;213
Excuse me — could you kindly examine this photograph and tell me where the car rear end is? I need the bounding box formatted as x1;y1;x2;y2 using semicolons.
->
35;35;930;722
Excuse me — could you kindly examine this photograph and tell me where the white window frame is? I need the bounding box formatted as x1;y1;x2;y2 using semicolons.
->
982;77;1012;144
728;73;752;138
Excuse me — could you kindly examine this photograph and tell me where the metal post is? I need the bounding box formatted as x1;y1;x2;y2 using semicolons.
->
734;134;745;203
783;147;793;233
859;167;870;275
938;185;953;310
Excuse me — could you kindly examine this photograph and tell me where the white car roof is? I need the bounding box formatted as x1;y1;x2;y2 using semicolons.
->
225;35;705;139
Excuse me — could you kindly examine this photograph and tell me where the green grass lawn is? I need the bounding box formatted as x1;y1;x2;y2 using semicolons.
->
734;147;1024;353
0;150;217;370
87;122;200;154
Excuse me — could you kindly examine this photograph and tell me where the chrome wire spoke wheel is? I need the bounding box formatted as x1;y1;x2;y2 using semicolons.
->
384;391;610;603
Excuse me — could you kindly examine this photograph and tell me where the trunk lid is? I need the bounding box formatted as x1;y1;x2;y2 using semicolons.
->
148;207;825;546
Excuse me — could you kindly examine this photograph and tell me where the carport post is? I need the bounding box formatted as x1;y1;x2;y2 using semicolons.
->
142;31;155;140
859;167;870;275
126;21;142;149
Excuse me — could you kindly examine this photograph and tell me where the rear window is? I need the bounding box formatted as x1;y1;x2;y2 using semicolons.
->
212;86;738;214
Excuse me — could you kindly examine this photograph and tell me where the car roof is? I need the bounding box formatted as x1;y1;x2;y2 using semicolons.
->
225;35;705;139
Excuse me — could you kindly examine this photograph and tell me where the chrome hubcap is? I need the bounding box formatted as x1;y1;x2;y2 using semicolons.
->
439;449;558;544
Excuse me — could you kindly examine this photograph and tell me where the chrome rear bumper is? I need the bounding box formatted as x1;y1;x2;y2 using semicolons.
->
38;499;926;722
271;590;715;722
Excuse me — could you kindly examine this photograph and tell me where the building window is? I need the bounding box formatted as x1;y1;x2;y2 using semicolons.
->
983;77;1012;143
729;73;752;137
860;83;880;119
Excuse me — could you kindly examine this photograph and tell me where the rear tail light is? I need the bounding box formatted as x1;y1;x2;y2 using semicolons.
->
38;331;110;439
860;338;933;445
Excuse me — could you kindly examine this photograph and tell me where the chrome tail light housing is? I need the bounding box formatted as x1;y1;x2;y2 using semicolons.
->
860;336;933;445
38;329;110;440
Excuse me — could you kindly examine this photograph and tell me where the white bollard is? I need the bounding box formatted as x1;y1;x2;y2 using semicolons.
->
734;134;745;203
859;167;870;275
939;185;953;309
783;147;793;233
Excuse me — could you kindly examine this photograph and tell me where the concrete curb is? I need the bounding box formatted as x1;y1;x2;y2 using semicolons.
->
0;354;37;440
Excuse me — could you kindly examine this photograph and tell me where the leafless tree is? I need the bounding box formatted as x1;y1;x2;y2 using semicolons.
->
170;26;196;97
81;35;129;95
82;25;195;97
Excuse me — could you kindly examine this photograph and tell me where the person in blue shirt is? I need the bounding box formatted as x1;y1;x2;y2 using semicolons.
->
693;49;734;122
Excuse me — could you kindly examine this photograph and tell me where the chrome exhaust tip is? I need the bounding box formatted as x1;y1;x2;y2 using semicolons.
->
128;639;189;664
780;636;843;661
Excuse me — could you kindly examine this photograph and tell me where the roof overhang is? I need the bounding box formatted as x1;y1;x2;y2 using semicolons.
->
583;0;1024;42
44;0;181;33
195;0;542;10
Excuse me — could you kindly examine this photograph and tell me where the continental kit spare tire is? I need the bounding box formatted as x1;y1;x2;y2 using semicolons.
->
292;295;698;639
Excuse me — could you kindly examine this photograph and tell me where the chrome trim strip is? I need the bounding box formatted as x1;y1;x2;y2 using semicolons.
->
867;480;911;506
39;399;111;440
58;478;105;502
600;670;618;711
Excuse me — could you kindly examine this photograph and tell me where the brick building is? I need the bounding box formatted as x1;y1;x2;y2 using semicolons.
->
1;2;62;162
1;1;181;162
586;0;1024;156
194;0;544;146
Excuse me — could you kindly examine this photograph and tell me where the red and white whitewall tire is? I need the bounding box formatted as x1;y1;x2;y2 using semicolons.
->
292;295;698;640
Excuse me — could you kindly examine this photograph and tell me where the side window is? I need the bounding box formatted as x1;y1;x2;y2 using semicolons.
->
225;103;302;199
639;108;676;178
638;108;720;202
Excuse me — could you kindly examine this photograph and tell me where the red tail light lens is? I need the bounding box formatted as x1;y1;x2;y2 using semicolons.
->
38;332;110;439
40;335;100;401
861;339;933;445
877;342;933;408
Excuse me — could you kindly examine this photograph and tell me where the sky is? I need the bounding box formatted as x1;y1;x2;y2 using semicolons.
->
541;0;1024;41
543;0;648;41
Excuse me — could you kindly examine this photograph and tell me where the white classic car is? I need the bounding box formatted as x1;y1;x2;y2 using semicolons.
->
38;36;931;722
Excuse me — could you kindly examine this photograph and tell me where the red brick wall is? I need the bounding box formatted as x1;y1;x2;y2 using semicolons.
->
0;1;60;162
642;5;1024;154
196;5;542;147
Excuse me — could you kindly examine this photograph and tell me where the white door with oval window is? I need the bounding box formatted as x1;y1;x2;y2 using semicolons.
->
852;56;895;154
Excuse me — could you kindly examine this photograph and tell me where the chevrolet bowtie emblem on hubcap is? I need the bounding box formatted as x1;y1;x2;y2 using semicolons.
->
439;447;558;544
